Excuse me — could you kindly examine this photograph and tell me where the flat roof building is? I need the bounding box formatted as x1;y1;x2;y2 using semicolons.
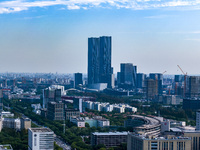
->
91;132;128;148
28;128;54;150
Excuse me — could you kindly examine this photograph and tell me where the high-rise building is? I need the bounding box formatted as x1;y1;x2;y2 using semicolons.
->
88;36;112;88
73;98;85;113
28;128;54;150
146;79;158;100
47;102;64;121
43;85;64;108
74;73;83;88
119;63;137;89
137;73;146;88
188;76;200;98
149;73;163;95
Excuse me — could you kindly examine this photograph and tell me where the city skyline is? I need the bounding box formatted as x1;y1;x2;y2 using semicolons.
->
0;0;200;74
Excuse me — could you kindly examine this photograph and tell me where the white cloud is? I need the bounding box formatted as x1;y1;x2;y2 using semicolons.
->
1;0;200;14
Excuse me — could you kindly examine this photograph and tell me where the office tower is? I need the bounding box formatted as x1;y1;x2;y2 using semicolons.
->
188;76;200;98
74;73;83;88
137;73;146;88
196;110;200;130
43;86;63;108
28;128;54;150
146;79;158;100
0;89;3;113
119;63;137;89
149;73;163;94
88;36;112;88
73;98;85;113
47;102;64;121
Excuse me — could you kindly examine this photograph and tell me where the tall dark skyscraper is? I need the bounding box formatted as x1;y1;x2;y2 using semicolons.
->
118;63;137;89
74;73;83;88
88;36;112;88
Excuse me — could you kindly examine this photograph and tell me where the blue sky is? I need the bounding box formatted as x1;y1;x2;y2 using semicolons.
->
0;0;200;74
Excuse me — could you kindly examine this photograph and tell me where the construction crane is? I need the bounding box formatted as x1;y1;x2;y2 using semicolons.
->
177;65;187;98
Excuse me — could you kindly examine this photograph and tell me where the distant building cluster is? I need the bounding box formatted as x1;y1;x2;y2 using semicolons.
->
84;101;137;113
70;116;110;128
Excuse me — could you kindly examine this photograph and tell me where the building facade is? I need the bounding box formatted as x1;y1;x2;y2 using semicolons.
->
91;132;128;147
88;36;112;88
119;63;137;89
74;73;83;88
28;128;54;150
47;102;64;121
127;133;191;150
65;109;80;120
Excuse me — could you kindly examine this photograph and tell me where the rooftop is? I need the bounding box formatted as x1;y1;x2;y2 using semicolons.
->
92;132;128;136
29;127;53;133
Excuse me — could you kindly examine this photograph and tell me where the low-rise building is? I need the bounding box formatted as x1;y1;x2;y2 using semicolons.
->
65;109;80;120
127;133;191;150
91;132;128;147
21;117;31;130
70;117;85;128
3;118;21;130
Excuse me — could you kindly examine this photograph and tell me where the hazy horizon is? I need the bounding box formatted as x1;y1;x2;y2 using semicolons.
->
1;0;200;74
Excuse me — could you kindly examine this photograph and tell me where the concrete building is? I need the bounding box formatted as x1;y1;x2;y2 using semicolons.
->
124;115;161;136
70;117;85;128
163;95;183;105
2;118;21;130
146;79;158;100
65;109;80;120
127;133;191;150
28;128;54;150
91;132;128;147
149;73;163;95
97;119;110;127
21;117;31;130
88;36;112;88
47;102;64;121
